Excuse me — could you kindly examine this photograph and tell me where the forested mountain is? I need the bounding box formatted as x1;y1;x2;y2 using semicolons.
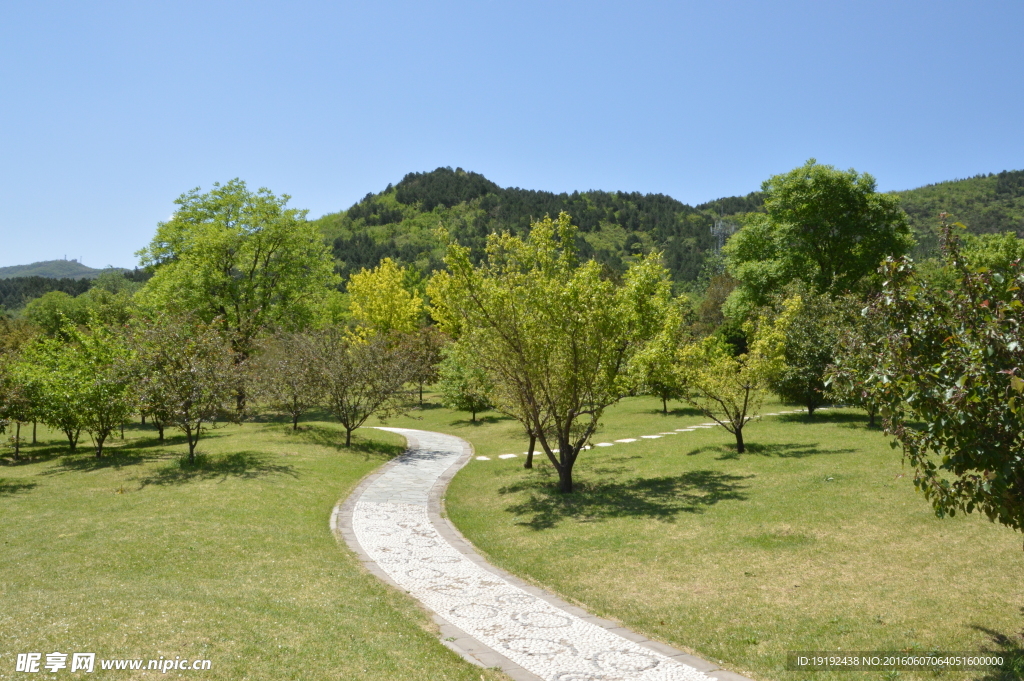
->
314;167;720;286
316;167;1024;288
895;170;1024;255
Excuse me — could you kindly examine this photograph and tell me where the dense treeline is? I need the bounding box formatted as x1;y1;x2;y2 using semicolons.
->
317;167;718;285
0;269;152;313
0;276;92;311
317;166;1024;287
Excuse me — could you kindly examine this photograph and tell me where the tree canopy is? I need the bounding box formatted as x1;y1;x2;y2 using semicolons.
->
137;179;338;359
724;159;913;313
429;212;672;492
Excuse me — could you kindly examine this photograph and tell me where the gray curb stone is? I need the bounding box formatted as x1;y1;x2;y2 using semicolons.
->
330;428;758;681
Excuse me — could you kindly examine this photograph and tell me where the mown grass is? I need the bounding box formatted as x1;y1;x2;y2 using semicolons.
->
0;418;507;681
383;396;1024;681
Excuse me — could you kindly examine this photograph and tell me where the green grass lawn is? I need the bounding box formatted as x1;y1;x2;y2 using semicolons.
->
0;418;507;681
383;396;1024;681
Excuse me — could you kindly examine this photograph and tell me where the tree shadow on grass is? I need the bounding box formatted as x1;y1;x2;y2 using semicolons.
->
970;621;1024;681
684;442;857;461
43;447;167;474
287;425;405;460
137;451;298;488
499;469;751;530
0;478;38;496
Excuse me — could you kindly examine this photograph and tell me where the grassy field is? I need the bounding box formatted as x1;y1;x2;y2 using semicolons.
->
383;396;1024;681
0;418;508;681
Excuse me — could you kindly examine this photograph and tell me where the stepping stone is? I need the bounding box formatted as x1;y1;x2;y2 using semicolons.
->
475;456;490;461
498;454;517;459
659;432;678;435
615;438;637;443
641;435;662;439
700;423;717;426
675;428;695;432
595;442;614;447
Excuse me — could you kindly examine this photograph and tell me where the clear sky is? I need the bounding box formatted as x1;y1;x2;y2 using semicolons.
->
1;0;1022;269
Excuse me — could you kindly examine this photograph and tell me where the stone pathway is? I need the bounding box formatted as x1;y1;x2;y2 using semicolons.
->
332;427;755;681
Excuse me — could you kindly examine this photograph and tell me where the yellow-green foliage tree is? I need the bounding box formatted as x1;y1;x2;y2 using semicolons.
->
678;297;798;453
430;212;672;493
347;257;424;335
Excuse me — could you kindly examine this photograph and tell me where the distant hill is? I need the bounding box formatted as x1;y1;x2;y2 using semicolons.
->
0;260;125;280
895;170;1024;256
314;167;718;287
314;167;1024;285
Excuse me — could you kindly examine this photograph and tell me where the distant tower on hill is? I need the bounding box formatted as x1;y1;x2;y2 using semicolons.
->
710;218;738;254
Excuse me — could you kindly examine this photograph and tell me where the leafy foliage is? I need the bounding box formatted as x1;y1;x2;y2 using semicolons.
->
724;160;912;314
347;257;424;334
866;220;1024;533
137;179;339;361
437;342;493;421
429;212;672;492
317;167;717;285
308;329;417;446
132;314;239;460
768;288;842;415
677;298;797;452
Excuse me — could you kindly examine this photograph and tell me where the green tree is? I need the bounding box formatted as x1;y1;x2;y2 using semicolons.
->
724;159;913;314
26;323;134;457
308;329;417;447
769;287;841;415
347;257;424;335
250;332;320;430
23;291;88;337
19;339;83;451
136;179;338;406
677;298;796;453
132;314;238;461
629;297;691;414
429;212;672;493
865;220;1024;533
826;298;886;427
437;341;493;422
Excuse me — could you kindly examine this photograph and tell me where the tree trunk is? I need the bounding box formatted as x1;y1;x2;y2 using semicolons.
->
662;396;668;414
735;427;745;454
95;432;107;458
807;403;816;417
292;413;299;430
345;428;353;447
557;462;574;493
157;421;164;442
120;422;125;440
65;428;79;452
188;431;198;462
471;410;476;422
141;413;146;425
419;381;424;406
13;422;21;460
524;432;536;469
32;421;37;445
867;406;876;427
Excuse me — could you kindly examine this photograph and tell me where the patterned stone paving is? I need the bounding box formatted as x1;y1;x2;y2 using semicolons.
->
340;427;752;681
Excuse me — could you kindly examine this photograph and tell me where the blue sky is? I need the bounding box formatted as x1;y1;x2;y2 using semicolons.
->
1;0;1022;269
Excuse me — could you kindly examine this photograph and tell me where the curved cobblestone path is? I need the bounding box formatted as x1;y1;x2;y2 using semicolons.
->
332;427;753;681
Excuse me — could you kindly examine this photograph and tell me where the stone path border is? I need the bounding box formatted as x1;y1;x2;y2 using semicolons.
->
331;427;758;681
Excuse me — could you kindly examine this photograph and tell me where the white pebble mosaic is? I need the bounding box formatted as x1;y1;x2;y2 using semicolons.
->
350;428;715;681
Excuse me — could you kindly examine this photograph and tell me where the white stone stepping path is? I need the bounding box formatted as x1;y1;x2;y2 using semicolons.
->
333;427;747;681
